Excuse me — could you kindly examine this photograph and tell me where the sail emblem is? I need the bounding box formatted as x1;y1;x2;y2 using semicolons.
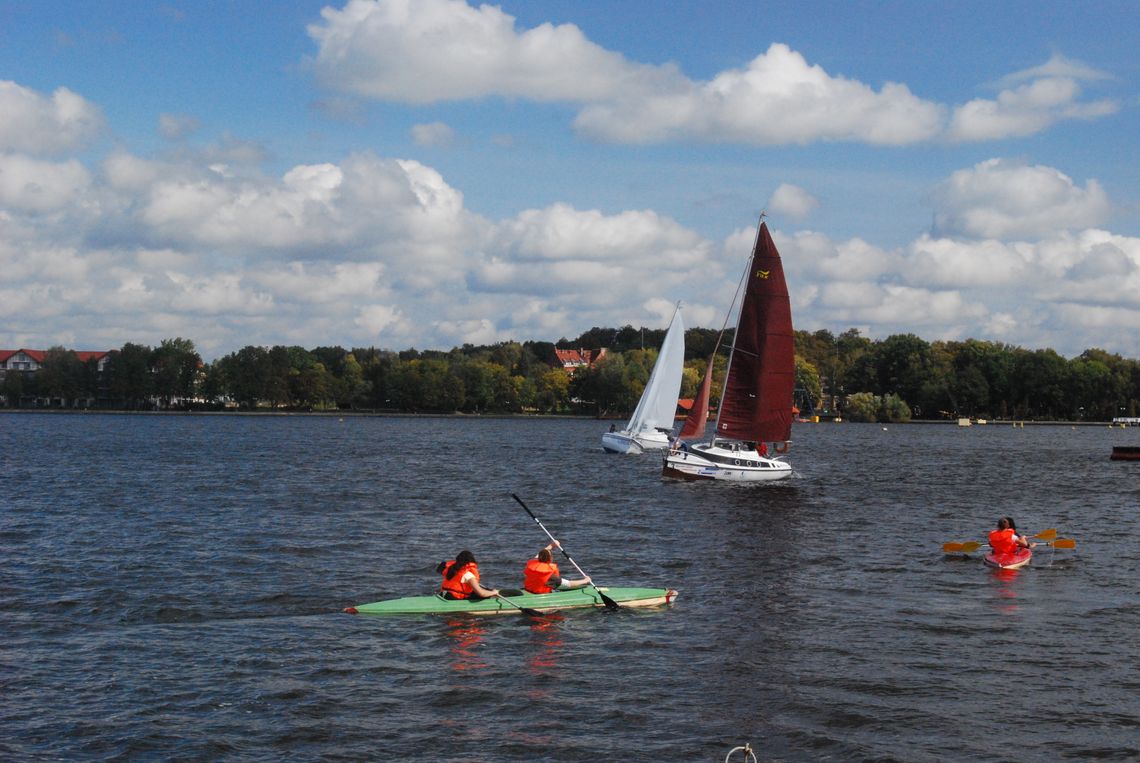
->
756;269;770;279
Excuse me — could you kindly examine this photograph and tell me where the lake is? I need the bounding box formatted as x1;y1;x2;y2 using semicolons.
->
2;413;1137;761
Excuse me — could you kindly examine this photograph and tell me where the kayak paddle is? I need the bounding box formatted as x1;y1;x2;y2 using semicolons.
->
942;528;1060;553
493;593;545;618
1041;538;1076;549
511;493;619;610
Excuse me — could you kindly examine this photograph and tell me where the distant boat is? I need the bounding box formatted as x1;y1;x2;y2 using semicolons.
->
663;219;795;483
1110;446;1140;461
602;306;686;454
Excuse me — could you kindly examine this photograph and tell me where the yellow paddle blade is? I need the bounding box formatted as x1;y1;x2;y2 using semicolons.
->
1033;528;1057;541
960;541;981;553
943;541;981;553
1048;538;1076;549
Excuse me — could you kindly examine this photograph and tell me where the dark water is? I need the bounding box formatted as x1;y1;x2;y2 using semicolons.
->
2;413;1137;762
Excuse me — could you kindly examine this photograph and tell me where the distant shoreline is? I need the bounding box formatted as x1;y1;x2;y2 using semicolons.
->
0;409;1129;427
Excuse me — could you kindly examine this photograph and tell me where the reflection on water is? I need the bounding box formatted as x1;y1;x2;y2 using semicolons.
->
525;614;564;676
444;618;489;672
989;567;1023;613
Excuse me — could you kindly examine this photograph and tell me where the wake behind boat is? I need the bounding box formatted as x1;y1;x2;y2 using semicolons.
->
602;305;686;454
663;218;795;483
345;586;679;615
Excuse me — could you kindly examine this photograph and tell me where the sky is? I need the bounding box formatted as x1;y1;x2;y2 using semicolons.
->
1;0;1138;362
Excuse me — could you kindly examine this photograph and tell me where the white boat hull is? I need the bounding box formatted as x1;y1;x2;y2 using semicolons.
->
661;441;792;482
602;428;672;454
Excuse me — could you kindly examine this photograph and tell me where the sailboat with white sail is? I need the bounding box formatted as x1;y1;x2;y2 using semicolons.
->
602;306;686;454
662;219;795;482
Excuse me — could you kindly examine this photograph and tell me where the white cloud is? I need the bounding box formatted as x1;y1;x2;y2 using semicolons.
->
929;158;1110;239
2;67;1137;361
307;4;1118;149
411;121;455;147
0;155;92;213
946;54;1118;142
576;44;944;145
0;81;104;154
767;184;819;220
308;0;646;103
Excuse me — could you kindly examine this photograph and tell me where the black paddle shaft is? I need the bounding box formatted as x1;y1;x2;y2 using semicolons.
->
511;493;619;610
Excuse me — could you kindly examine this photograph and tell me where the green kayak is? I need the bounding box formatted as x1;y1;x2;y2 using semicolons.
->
345;586;678;615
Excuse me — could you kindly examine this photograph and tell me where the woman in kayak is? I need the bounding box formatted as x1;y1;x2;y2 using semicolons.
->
437;550;500;600
988;517;1036;554
522;540;591;594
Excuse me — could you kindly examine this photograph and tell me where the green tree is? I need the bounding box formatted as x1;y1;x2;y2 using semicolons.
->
535;368;571;413
794;356;822;412
845;392;879;422
37;346;87;405
152;337;201;407
107;343;154;408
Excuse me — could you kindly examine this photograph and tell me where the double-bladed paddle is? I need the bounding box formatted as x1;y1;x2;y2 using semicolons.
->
942;528;1065;554
511;493;620;610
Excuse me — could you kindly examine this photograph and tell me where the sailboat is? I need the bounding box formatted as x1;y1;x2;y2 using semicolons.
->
662;219;795;482
602;306;686;454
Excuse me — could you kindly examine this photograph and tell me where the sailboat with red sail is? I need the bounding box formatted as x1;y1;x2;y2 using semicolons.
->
662;218;795;483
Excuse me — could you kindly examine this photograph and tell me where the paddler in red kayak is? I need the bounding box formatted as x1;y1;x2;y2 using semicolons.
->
988;517;1037;555
522;539;591;594
437;550;500;600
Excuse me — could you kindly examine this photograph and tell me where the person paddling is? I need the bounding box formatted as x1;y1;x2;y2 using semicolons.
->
522;540;591;594
437;550;500;600
988;517;1036;555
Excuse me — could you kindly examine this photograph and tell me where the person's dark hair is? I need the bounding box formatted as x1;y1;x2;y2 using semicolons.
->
997;517;1011;530
1004;516;1017;531
537;548;552;563
443;550;476;580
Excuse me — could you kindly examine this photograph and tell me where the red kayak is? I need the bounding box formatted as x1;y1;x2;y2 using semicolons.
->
983;547;1032;569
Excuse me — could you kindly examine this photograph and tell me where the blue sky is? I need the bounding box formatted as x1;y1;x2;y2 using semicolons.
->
1;0;1137;361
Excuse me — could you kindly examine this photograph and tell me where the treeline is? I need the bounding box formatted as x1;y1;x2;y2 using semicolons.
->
5;328;1139;422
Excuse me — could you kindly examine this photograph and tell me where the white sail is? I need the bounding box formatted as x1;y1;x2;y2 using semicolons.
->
602;307;685;453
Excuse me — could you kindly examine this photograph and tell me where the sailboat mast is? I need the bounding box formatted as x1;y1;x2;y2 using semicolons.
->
711;220;765;438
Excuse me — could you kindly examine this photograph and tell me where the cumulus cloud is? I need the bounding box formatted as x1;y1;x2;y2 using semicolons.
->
784;220;1140;355
946;54;1118;142
576;44;944;145
929;158;1111;239
0;154;92;213
411;121;455;147
306;3;1118;148
767;184;819;220
0;80;105;154
2;74;1137;360
308;0;649;103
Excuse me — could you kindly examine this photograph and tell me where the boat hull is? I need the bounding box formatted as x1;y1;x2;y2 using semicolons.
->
346;586;679;616
983;548;1032;569
662;442;792;483
602;429;671;454
1110;446;1140;461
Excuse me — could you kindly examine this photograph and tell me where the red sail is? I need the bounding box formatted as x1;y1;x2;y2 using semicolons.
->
677;357;713;440
715;222;794;443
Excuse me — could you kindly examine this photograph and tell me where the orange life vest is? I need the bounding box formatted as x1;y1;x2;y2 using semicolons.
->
988;528;1018;555
523;558;560;594
440;560;479;599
